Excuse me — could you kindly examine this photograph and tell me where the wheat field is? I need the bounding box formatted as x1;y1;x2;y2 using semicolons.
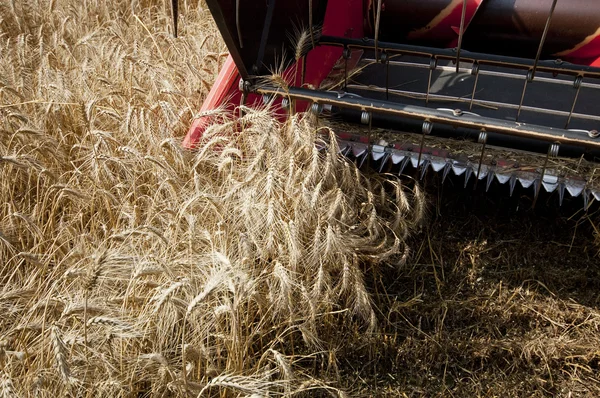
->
0;0;427;396
2;1;600;397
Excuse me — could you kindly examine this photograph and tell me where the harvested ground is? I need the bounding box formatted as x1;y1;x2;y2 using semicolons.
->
348;173;600;396
1;1;600;397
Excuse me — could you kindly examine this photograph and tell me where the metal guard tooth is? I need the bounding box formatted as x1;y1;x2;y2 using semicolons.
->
431;158;447;173
372;151;386;162
420;159;430;180
566;183;585;198
371;144;386;154
495;173;510;185
452;164;467;176
475;164;488;179
542;181;558;193
518;176;536;189
398;157;410;175
391;153;406;164
464;167;473;188
410;155;420;169
558;182;566;206
442;162;452;183
379;153;391;172
352;143;368;158
543;174;559;184
329;132;599;206
509;175;517;196
486;169;495;191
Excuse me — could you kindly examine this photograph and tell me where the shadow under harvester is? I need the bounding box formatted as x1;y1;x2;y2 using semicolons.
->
341;169;600;397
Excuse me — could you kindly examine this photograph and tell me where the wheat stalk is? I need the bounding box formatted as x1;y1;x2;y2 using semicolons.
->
0;3;428;395
50;325;76;384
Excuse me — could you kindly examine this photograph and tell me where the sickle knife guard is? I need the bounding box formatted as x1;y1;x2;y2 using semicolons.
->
181;0;600;206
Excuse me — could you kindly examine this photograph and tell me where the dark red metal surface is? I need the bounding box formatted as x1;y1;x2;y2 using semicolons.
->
365;0;483;47
463;0;600;62
183;56;243;148
370;0;600;64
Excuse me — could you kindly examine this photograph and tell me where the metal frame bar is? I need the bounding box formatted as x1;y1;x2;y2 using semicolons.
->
235;0;243;48
204;0;250;77
359;58;600;90
255;0;277;73
344;84;600;123
254;84;600;150
319;36;600;78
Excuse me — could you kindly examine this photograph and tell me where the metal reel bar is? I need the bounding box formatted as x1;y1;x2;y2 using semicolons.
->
255;84;600;151
319;36;600;79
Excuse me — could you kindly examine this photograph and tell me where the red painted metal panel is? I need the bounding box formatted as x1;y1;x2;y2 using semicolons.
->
183;55;240;148
183;0;365;148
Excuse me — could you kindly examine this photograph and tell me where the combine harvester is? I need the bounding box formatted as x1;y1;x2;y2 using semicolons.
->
176;0;600;207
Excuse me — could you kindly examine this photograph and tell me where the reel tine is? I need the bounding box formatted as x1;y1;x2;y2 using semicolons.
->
341;143;352;157
516;70;533;122
382;51;390;100
455;0;468;73
474;130;487;190
358;151;369;169
565;76;583;129
379;152;391;173
417;121;433;173
469;62;480;111
583;189;591;210
367;112;373;170
426;57;436;104
531;0;558;80
301;56;308;86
